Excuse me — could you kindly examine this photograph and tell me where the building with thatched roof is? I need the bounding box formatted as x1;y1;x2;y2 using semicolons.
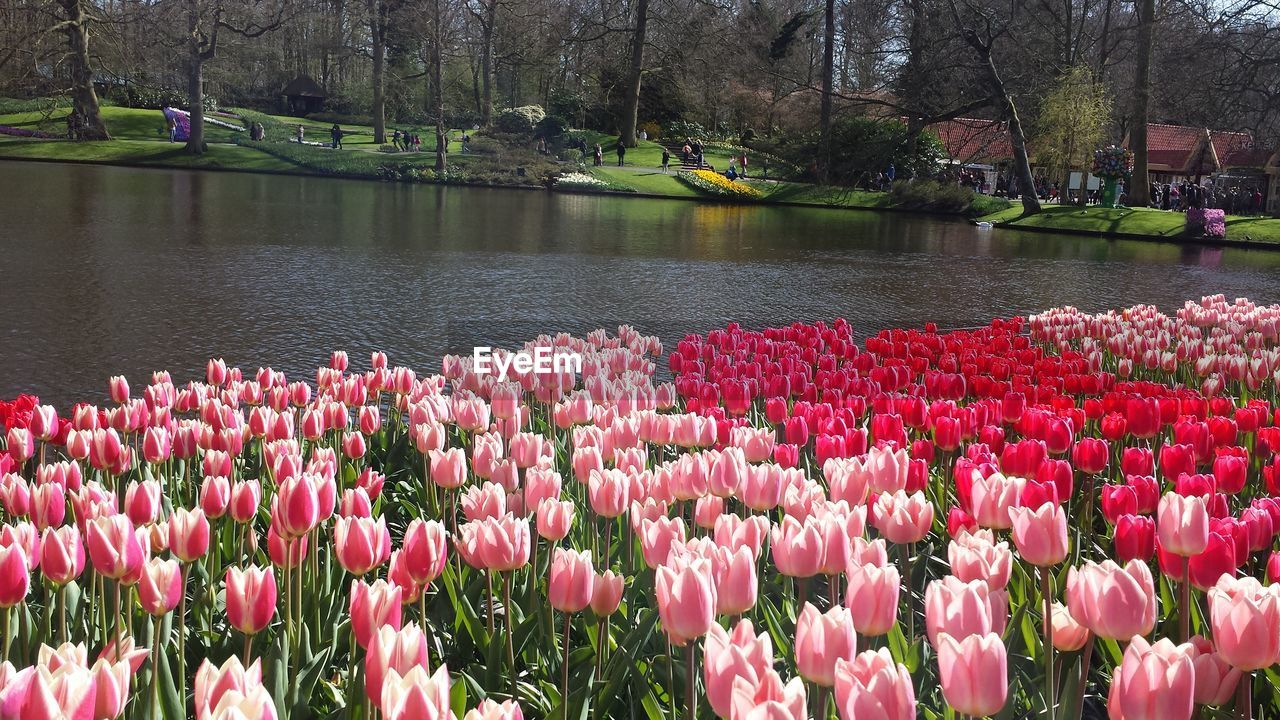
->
282;75;326;115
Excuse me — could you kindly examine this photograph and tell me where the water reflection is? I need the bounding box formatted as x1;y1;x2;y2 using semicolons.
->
2;160;1279;407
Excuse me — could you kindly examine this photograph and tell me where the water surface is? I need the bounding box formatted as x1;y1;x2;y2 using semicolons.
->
4;161;1279;407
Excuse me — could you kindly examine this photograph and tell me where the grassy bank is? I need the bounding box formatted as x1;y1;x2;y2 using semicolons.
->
981;205;1280;246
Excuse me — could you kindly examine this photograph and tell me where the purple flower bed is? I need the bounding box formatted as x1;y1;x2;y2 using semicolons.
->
0;124;57;139
1185;207;1228;239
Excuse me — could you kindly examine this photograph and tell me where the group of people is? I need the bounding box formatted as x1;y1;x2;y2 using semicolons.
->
391;129;425;152
1146;180;1267;214
248;122;266;141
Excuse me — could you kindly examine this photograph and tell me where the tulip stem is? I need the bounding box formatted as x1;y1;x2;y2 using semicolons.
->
684;642;697;720
1238;672;1252;720
1073;635;1093;720
152;616;162;718
561;611;572;715
179;565;188;711
1180;557;1191;643
901;543;915;641
1;606;7;664
243;631;252;667
503;572;517;702
1041;565;1056;719
59;583;67;644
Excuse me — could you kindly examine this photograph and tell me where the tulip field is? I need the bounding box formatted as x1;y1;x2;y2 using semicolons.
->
5;295;1280;720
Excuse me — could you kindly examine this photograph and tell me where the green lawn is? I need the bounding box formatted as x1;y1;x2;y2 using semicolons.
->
980;205;1280;244
0;106;244;143
0;137;298;172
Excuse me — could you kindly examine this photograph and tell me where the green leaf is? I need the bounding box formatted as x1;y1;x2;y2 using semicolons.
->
159;643;185;719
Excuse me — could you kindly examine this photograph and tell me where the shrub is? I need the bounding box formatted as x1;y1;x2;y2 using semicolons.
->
889;180;976;213
666;120;708;141
536;115;569;140
0;97;69;115
639;121;661;140
466;137;503;156
495;105;546;135
377;144;401;153
677;169;763;199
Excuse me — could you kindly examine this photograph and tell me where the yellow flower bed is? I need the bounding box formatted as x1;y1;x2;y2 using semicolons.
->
677;169;763;199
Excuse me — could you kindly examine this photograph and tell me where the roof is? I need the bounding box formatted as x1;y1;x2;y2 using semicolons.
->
282;75;326;98
928;118;1014;164
1127;123;1272;173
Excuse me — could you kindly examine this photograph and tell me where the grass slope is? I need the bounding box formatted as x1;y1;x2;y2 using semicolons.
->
0;138;299;171
0;106;243;143
981;205;1280;245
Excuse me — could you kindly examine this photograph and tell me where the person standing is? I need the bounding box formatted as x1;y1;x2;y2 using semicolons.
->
296;124;305;144
616;136;626;166
661;148;670;173
392;129;402;151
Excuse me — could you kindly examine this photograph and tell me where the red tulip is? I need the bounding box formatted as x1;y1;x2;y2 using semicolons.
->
1114;514;1156;562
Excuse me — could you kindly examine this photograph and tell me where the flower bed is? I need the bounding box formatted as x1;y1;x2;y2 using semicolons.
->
0;124;58;139
1185;207;1228;238
554;171;625;192
2;295;1280;718
677;169;763;199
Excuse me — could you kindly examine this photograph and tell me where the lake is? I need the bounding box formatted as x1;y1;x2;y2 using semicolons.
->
3;160;1279;407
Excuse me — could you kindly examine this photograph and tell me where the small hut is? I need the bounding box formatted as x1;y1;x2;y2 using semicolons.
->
282;75;326;116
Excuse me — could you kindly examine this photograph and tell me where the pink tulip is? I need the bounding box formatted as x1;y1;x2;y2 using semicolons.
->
834;649;916;720
428;448;467;489
274;474;319;539
704;621;774;718
548;547;594;613
29;482;65;532
1050;602;1089;651
335;515;392;576
142;427;171;464
40;526;84;586
0;541;29;608
770;516;823;578
121;479;159;526
1207;575;1280;670
1108;637;1195;720
169;507;211;563
266;524;308;569
969;471;1024;530
91;656;131;719
1008;501;1068;566
948;530;1013;589
194;656;277;720
872;490;934;544
380;665;454;720
230;480;262;524
402;519;449;585
1188;635;1242;707
639;516;686;569
4;663;98;719
728;669;807;720
365;623;431;706
656;557;717;645
590;570;625;617
0;472;30;518
588;468;630;518
350;579;403;650
225;565;277;636
795;602;856;687
86;514;144;581
1158;492;1209;557
712;545;758;616
464;698;523;720
98;632;149;672
535;499;575;541
463;514;530;572
138;557;182;616
1066;559;1156;641
461;482;507;522
523;468;562;512
844;561;899;636
924;576;1005;647
714;514;770;560
937;632;1007;716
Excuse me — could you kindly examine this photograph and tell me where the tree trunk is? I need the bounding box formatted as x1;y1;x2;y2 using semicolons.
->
1128;0;1154;207
618;0;648;147
432;0;446;172
977;47;1040;214
818;0;835;181
368;0;387;144
185;44;207;154
480;0;495;126
60;0;109;140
